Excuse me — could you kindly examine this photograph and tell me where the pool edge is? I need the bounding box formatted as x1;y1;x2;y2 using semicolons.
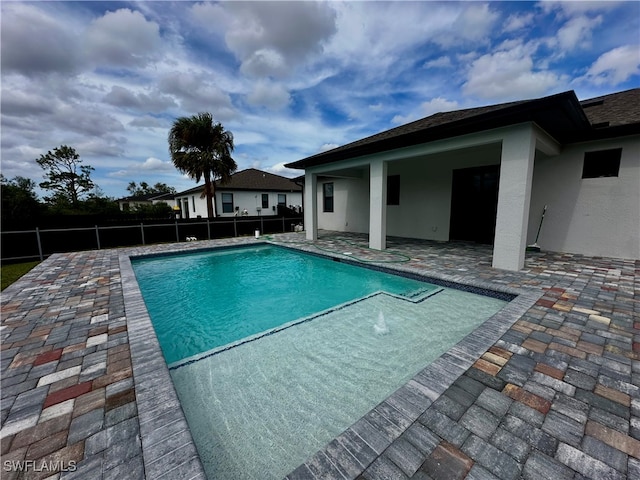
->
120;253;207;480
121;240;542;480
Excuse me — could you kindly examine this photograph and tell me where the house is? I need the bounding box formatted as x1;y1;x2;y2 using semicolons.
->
174;168;303;219
117;192;175;212
285;88;640;271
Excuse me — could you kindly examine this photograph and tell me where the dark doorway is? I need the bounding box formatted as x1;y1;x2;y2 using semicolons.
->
449;165;500;244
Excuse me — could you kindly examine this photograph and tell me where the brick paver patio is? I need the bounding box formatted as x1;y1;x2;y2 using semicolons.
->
1;232;638;479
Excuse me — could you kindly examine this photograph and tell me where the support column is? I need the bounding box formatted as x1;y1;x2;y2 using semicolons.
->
369;159;387;250
304;171;318;241
492;124;536;271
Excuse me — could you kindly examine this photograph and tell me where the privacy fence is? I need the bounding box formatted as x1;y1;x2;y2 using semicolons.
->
1;215;304;263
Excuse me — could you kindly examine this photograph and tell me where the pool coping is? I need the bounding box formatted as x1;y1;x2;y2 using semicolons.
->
119;240;543;480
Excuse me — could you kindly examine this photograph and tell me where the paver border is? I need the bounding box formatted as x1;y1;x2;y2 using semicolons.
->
120;254;207;480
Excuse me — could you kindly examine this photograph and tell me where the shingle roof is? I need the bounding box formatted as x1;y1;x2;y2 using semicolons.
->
580;88;640;128
116;192;175;202
286;88;640;170
216;168;301;191
175;169;301;196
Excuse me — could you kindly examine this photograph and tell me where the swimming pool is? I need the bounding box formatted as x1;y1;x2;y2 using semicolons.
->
132;244;437;364
132;244;508;479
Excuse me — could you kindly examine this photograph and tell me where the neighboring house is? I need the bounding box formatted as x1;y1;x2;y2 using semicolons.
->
116;192;175;212
174;168;303;219
285;88;640;271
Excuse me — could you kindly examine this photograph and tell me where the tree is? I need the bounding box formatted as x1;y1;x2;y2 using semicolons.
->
36;145;94;208
168;113;236;218
0;175;43;222
126;181;176;197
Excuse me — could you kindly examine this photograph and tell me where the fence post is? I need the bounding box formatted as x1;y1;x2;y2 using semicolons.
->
260;217;264;235
175;221;179;242
36;227;44;261
233;218;237;237
206;218;211;240
95;225;101;250
140;223;145;245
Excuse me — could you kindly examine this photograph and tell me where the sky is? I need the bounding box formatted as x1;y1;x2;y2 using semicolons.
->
1;1;639;199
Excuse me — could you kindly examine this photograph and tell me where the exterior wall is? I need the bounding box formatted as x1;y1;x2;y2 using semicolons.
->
214;191;302;217
309;131;639;261
176;190;302;218
385;144;501;241
317;177;370;233
528;135;640;259
175;193;207;219
317;143;501;240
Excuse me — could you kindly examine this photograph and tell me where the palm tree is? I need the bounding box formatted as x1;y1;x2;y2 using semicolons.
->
168;113;236;218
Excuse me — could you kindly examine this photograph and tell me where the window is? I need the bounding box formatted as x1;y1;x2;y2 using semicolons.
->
191;196;196;211
277;194;286;206
261;194;269;209
222;193;234;213
323;183;334;212
582;148;622;178
387;175;400;205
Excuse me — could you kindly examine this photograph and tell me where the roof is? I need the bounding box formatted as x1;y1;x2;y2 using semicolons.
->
285;88;640;170
580;88;640;128
116;192;175;202
175;168;301;196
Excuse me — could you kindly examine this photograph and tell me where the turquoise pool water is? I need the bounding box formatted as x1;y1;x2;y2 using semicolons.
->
133;243;508;479
170;285;507;479
132;244;437;363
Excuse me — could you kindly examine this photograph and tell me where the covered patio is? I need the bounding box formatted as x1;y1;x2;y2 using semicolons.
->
1;232;638;479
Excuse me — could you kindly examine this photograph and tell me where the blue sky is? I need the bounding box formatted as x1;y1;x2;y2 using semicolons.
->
2;1;639;198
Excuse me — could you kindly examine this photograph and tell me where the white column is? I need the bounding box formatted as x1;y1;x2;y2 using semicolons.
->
492;124;536;270
369;159;387;250
304;171;318;241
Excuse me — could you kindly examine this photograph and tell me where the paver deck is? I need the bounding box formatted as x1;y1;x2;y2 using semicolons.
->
1;232;638;479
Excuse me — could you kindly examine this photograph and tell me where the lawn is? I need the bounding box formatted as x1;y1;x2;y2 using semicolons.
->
1;261;40;291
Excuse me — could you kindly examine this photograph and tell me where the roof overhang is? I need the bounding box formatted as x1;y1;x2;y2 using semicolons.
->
285;91;592;170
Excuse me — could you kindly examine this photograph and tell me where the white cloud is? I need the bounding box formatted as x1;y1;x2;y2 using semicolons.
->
392;97;459;125
193;1;337;79
104;85;177;113
158;72;236;120
556;15;602;51
129;116;168;129
504;13;535;32
85;9;162;68
424;56;452;69
265;162;300;177
108;157;174;178
319;143;340;152
583;45;640;86
435;3;499;47
0;3;81;76
240;48;289;78
140;157;174;171
540;1;624;16
463;44;562;100
246;82;291;110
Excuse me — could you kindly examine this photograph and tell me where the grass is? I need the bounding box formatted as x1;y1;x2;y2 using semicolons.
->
1;261;40;291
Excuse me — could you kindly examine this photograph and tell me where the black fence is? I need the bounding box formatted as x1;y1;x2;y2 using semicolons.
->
1;216;304;263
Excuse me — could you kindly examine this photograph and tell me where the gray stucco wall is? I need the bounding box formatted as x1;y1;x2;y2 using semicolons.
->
528;135;640;260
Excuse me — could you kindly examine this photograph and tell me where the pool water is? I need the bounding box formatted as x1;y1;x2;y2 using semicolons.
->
170;287;506;479
132;243;507;479
132;244;437;363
